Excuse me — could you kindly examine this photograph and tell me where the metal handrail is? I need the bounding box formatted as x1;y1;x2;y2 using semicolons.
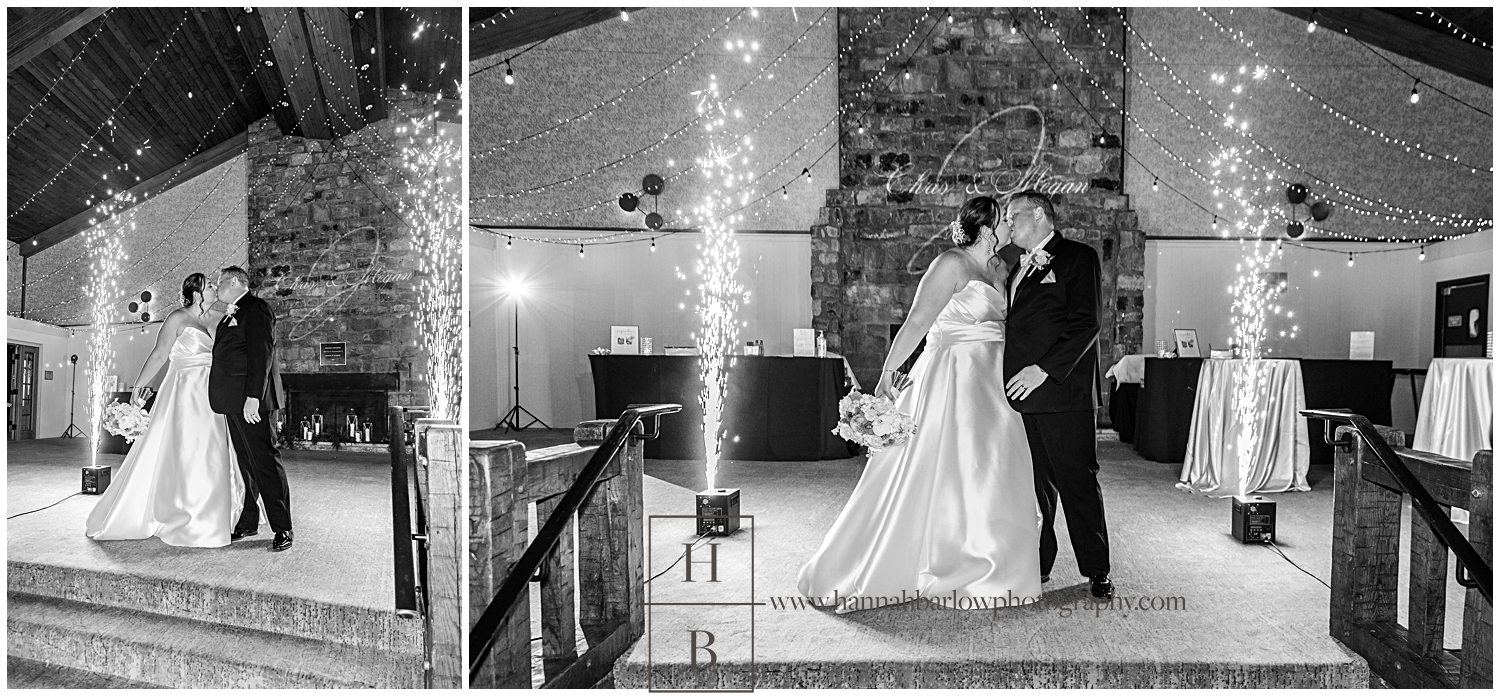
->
468;403;682;684
1302;408;1491;603
391;406;429;618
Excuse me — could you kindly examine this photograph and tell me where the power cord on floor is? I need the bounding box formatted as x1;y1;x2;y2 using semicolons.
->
648;531;714;584
1266;541;1332;590
8;492;85;520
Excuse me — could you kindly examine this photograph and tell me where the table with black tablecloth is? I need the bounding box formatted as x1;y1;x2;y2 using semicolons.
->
589;354;856;461
1131;357;1392;465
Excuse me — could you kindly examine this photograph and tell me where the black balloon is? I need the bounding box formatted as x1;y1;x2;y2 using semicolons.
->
1286;183;1308;205
128;302;139;312
1286;220;1304;238
645;212;664;230
618;192;639;212
141;312;151;322
140;290;152;302
1309;199;1333;221
642;174;665;196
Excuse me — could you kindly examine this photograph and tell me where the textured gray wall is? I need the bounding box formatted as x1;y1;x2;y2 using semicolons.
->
8;154;249;325
471;7;838;232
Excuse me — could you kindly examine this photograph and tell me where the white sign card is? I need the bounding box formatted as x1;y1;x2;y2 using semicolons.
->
1173;329;1201;358
1349;331;1375;360
793;328;818;357
611;325;640;355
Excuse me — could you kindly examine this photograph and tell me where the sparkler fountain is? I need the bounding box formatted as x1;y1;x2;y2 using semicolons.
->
1208;65;1293;499
690;76;751;492
82;196;134;467
401;108;464;422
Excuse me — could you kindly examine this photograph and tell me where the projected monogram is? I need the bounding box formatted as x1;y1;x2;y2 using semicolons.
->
876;105;1090;274
282;225;413;341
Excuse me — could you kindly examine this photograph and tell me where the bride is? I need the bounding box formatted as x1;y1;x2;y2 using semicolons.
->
85;273;245;548
797;196;1042;613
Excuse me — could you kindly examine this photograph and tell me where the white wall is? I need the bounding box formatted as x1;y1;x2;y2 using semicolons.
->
6;316;161;440
1145;231;1492;433
469;230;814;430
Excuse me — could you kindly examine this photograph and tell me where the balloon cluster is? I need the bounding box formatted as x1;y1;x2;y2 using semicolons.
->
618;173;667;230
1284;183;1333;238
126;290;153;322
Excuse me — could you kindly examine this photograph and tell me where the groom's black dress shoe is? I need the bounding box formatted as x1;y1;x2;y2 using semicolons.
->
1089;575;1114;600
271;531;294;552
231;528;258;541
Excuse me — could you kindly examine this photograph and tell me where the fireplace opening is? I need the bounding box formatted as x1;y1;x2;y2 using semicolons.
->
281;373;400;449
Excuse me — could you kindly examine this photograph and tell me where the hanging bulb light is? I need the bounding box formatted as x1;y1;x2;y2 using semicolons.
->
1152;178;1159;192
1409;79;1421;104
1051;78;1059;92
803;167;812;183
1419;245;1426;261
651;238;657;252
503;60;515;85
782;187;788;200
947;11;954;24
579;245;586;258
620;10;629;21
1010;20;1018;34
1347;253;1354;267
1307;9;1318;33
903;63;910;80
506;236;513;250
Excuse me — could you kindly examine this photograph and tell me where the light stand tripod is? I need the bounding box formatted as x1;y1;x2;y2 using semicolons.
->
497;288;548;432
62;354;85;438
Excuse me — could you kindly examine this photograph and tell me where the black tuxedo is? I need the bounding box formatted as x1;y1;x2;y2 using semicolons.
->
210;292;291;534
1003;233;1110;578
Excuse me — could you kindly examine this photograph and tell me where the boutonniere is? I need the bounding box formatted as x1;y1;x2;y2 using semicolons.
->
225;303;239;327
1020;247;1053;275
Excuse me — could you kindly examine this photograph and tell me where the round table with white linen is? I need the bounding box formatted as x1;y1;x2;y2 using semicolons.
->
1413;358;1492;462
1178;358;1311;498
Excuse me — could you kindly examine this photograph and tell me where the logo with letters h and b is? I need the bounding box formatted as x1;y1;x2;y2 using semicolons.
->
646;514;755;692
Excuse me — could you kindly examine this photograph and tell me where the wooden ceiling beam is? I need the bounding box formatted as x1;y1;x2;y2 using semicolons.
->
1276;7;1492;87
469;8;630;63
8;7;109;73
236;7;301;138
20;130;248;257
301;7;365;138
350;7;387;124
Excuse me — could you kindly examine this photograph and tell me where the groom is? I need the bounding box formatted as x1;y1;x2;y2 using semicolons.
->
209;266;293;552
1001;192;1113;599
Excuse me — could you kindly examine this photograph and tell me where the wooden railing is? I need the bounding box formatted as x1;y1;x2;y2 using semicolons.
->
388;406;465;688
1306;409;1492;688
469;405;680;688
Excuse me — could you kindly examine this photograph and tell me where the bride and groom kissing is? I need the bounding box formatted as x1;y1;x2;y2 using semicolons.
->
86;267;294;552
799;191;1113;614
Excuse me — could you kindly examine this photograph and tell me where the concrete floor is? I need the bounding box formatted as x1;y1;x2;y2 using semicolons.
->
7;437;397;614
616;438;1468;688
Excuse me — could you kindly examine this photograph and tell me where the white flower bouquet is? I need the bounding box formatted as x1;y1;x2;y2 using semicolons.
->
832;391;916;453
103;400;151;443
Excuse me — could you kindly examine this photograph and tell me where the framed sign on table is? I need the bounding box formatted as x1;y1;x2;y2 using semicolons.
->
1173;329;1201;358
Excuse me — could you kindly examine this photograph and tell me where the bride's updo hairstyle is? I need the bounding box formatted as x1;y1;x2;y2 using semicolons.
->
182;273;207;308
948;196;1000;248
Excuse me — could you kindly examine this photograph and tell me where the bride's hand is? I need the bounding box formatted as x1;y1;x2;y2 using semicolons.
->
133;386;154;406
875;371;909;401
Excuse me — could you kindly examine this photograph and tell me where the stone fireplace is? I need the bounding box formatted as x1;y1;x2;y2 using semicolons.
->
281;372;400;447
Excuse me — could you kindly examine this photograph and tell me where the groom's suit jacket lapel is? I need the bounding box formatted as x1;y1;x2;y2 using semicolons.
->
1010;233;1063;308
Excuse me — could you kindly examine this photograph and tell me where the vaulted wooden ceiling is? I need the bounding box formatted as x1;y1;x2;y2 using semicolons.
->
470;7;635;62
8;7;462;255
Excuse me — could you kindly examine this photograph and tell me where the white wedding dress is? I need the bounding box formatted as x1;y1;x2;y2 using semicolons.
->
85;326;245;548
798;280;1043;612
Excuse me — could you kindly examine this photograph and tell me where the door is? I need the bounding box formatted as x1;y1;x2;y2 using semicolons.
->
8;343;38;441
1435;275;1489;358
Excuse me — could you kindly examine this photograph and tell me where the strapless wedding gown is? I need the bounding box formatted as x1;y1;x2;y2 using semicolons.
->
86;326;245;548
798;280;1043;612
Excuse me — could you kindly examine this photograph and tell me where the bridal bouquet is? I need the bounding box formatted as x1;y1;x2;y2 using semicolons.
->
833;391;916;453
103;400;151;443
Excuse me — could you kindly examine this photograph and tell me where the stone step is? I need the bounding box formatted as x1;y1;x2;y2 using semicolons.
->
7;592;423;689
7;655;162;689
8;560;420;653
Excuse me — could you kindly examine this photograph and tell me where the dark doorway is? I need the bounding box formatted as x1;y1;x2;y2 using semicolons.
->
8;343;39;441
1435;275;1489;358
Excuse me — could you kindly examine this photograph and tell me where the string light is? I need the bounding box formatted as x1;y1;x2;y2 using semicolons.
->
1347;253;1354;267
504;60;515;84
8;9;115;137
1409;79;1420;104
1419;245;1425;261
620;10;629;22
1306;9;1317;33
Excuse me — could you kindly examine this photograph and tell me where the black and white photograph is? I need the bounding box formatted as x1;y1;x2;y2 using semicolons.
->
466;6;1491;691
7;7;463;688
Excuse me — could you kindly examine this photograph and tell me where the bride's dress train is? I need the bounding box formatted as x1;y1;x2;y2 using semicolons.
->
797;280;1042;612
85;326;245;548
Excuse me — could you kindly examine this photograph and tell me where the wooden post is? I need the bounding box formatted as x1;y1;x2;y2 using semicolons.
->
537;495;579;681
1330;425;1405;644
468;440;531;688
575;419;646;646
1406;502;1448;658
1461;451;1492;688
418;419;464;688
